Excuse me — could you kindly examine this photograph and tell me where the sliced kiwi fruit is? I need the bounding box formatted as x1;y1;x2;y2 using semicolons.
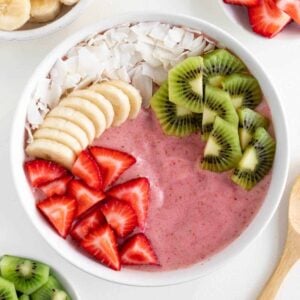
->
222;73;262;109
201;116;242;172
238;108;269;150
203;49;247;88
232;127;275;190
202;85;238;140
168;56;204;113
0;256;50;295
0;277;18;300
31;275;70;300
150;81;202;137
18;295;30;300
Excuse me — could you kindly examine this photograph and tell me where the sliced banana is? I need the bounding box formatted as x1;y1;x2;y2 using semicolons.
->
107;80;142;119
30;0;61;23
90;83;130;127
34;128;82;154
59;97;106;138
70;89;114;129
42;117;89;149
0;0;31;31
60;0;79;5
26;139;75;169
48;106;95;144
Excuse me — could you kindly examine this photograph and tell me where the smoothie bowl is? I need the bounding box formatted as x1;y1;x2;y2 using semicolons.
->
10;13;289;286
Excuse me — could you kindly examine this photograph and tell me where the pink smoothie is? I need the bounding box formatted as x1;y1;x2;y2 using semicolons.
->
95;104;272;271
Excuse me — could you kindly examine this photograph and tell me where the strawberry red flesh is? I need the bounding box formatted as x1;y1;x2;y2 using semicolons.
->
120;233;159;266
37;195;77;238
100;198;137;238
224;0;259;6
68;180;105;218
80;224;121;271
71;150;103;190
25;159;67;187
107;178;150;229
277;0;300;24
248;0;291;38
90;147;136;189
39;175;73;197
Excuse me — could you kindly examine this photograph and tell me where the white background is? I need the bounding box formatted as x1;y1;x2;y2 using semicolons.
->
0;1;300;299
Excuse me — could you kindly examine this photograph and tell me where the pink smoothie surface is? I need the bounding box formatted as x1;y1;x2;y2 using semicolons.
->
95;102;272;271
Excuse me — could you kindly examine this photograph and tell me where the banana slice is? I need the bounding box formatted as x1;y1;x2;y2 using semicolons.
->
90;83;130;127
107;80;142;119
59;97;106;138
60;0;79;5
26;139;75;169
34;128;82;154
30;0;61;23
70;89;114;129
48;106;95;144
0;0;31;31
42;117;89;149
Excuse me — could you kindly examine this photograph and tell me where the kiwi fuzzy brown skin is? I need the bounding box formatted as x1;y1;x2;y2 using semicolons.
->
0;277;18;300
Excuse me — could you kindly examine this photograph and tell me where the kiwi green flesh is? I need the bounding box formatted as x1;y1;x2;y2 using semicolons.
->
232;127;275;190
202;85;239;141
18;295;30;300
0;277;18;300
0;256;50;295
201;116;242;172
169;56;204;113
150;81;202;137
222;73;262;110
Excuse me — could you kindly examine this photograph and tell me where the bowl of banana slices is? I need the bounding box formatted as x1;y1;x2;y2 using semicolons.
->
0;0;93;41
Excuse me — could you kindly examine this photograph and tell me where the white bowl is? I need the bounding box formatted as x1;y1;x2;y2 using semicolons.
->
0;0;93;41
10;12;289;286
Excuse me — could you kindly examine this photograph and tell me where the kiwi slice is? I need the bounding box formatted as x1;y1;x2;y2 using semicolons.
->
168;56;204;113
31;275;70;300
201;117;242;172
18;295;29;300
222;73;262;109
232;127;275;190
150;81;202;137
0;277;18;300
0;256;50;295
203;49;247;88
202;85;238;140
238;108;269;150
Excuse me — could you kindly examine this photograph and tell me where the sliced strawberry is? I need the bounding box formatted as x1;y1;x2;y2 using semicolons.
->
277;0;300;24
68;180;105;218
37;195;77;238
107;178;150;228
248;0;291;38
90;147;136;189
70;208;106;242
224;0;259;6
25;159;67;187
39;175;73;197
120;233;159;266
100;198;137;238
80;224;121;270
71;150;103;190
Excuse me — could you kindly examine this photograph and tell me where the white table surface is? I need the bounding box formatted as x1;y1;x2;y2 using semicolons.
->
1;1;300;299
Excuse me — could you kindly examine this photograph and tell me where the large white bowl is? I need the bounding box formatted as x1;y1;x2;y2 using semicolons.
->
10;12;289;286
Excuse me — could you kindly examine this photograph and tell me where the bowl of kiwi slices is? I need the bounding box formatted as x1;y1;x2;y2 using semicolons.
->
11;12;289;286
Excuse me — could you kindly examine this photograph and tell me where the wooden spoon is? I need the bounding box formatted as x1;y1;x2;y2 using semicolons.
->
258;177;300;300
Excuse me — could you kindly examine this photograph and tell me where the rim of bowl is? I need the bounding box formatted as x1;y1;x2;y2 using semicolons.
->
10;11;290;286
0;0;94;41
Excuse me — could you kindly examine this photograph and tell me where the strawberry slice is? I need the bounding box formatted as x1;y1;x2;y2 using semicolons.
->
100;198;137;238
224;0;259;6
90;147;136;189
120;233;159;266
277;0;300;24
68;180;105;217
70;208;106;242
25;159;67;187
80;224;121;270
107;178;150;228
37;195;77;238
71;150;103;190
248;0;291;38
39;175;73;197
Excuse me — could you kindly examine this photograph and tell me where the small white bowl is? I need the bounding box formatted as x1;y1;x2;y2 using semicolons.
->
0;0;93;41
10;12;289;286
